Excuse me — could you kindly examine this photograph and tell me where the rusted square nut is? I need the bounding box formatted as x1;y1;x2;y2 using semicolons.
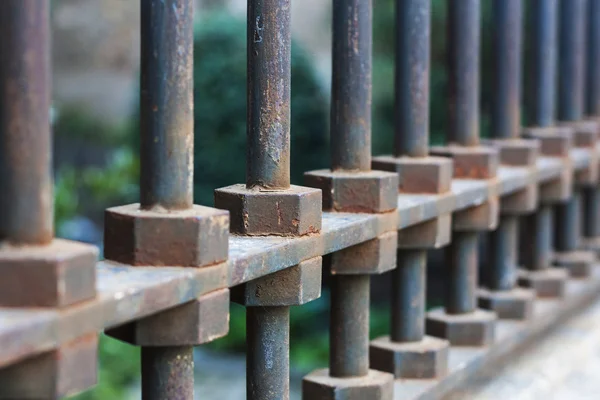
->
453;198;499;232
104;203;229;267
553;251;596;278
563;119;600;185
106;289;229;346
430;145;499;180
477;287;536;320
369;335;449;379
0;239;97;308
483;138;540;167
522;126;573;158
397;215;451;250
517;268;568;298
426;308;496;347
328;232;397;275
304;170;398;213
231;257;322;306
303;369;393;400
371;155;454;194
0;333;98;399
214;184;321;236
500;184;538;215
539;166;573;204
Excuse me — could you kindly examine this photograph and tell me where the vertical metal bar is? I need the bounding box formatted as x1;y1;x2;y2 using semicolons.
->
140;0;194;210
586;0;600;116
391;250;426;342
141;346;194;400
331;0;372;171
555;191;582;251
521;205;554;270
583;186;600;238
558;0;587;122
488;216;518;290
446;232;478;314
527;0;558;127
247;0;291;188
491;0;522;139
0;0;52;245
247;306;290;400
394;0;430;157
330;275;370;378
447;0;480;146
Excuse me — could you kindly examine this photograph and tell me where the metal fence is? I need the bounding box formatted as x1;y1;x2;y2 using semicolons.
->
1;0;600;399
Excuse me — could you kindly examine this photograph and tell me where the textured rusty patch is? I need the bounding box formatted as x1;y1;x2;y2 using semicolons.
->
522;126;573;157
328;232;397;275
397;215;452;250
453;198;499;232
303;368;394;400
483;138;540;167
501;184;538;215
477;287;535;320
426;308;496;347
372;156;454;194
430;145;499;180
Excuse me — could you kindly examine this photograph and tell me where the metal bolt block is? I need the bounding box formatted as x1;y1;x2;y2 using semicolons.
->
553;250;596;278
304;170;399;213
369;335;449;379
581;236;600;256
484;138;540;167
397;215;451;249
0;239;97;308
563;119;600;185
371;155;453;194
501;184;538;214
302;369;394;400
328;232;397;275
106;289;229;346
426;308;496;346
430;145;499;179
540;167;573;204
231;257;322;306
453;198;499;232
522;126;574;158
477;287;536;320
104;203;229;267
517;268;568;298
214;184;321;236
0;333;98;399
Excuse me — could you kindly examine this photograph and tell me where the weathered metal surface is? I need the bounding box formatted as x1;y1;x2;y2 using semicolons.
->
104;203;229;267
453;199;499;232
447;0;480;146
107;289;230;346
372;156;454;194
500;184;538;214
140;0;193;210
553;250;596;278
554;190;581;252
430;146;499;180
445;232;479;315
477;287;535;320
583;186;600;237
397;216;451;250
491;0;522;139
0;239;97;308
520;204;554;270
215;184;322;236
0;0;52;245
246;306;290;400
394;0;430;157
304;368;394;399
486;215;518;291
304;170;398;213
231;257;322;306
518;268;568;298
328;232;397;275
330;0;372;171
247;0;291;189
586;0;600;116
141;346;194;400
329;274;370;378
426;308;496;347
391;250;426;342
370;335;449;379
485;139;539;167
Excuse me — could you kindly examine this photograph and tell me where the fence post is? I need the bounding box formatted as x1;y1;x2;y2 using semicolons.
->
425;0;498;347
303;0;397;398
103;1;231;399
0;1;99;398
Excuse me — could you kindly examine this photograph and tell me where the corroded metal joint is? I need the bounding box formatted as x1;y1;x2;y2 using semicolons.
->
104;203;229;267
560;119;600;186
327;232;397;276
371;155;453;194
553;250;597;278
0;239;97;308
517;268;569;298
523;126;574;203
477;287;536;320
106;289;230;346
303;369;394;400
214;184;321;236
426;308;496;347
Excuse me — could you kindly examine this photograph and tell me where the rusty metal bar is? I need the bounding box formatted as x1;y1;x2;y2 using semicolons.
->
583;187;600;237
394;0;430;157
521;204;553;270
247;306;290;400
555;191;582;252
140;0;194;210
391;250;426;342
0;0;52;245
247;0;291;188
488;216;518;290
141;346;194;400
527;0;558;127
491;0;522;139
586;0;600;116
331;0;372;171
447;0;480;146
330;275;369;377
446;232;478;314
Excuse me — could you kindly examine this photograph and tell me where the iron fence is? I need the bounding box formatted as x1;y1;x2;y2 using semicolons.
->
1;0;600;399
